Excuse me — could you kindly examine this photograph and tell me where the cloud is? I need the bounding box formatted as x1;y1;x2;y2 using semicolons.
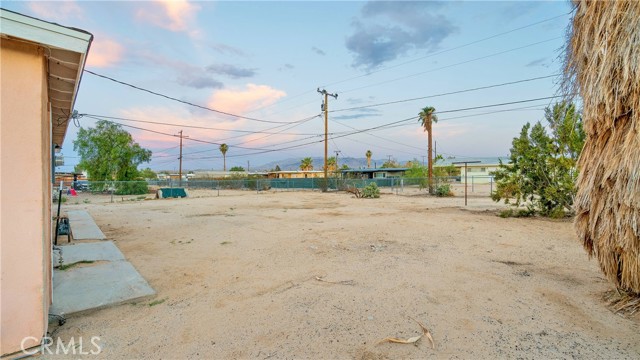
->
176;73;224;89
346;1;457;69
136;0;200;35
132;49;223;89
208;84;286;116
279;63;295;71
28;1;83;21
311;46;326;56
501;2;541;21
332;107;382;120
206;63;257;79
86;37;124;68
526;57;547;67
211;43;247;57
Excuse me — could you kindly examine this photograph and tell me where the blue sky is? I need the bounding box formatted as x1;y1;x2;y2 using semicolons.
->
6;1;574;171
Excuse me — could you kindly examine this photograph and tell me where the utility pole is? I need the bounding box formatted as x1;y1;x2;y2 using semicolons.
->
435;141;438;161
247;160;250;173
334;150;341;179
318;88;338;189
176;130;189;187
387;155;392;166
453;161;481;206
178;130;183;187
422;155;426;167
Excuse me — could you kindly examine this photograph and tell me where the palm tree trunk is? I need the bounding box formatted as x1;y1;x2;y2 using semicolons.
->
567;1;640;293
223;155;226;172
427;120;434;194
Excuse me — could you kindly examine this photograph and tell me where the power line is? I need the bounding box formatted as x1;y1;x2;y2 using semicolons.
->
80;113;321;136
325;13;570;89
83;69;296;124
330;74;558;113
241;12;570;115
188;95;564;161
93;95;565;163
338;37;562;94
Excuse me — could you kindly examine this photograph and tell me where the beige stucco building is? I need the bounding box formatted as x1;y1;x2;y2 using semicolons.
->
1;9;92;355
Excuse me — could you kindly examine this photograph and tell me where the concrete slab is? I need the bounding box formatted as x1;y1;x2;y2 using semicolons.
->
66;210;106;240
53;241;125;266
50;261;155;316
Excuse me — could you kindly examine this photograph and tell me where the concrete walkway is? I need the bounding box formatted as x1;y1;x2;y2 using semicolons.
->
50;241;155;316
53;241;124;266
66;210;106;240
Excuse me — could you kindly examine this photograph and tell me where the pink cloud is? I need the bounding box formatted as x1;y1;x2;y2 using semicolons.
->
208;84;287;116
86;37;124;68
136;0;200;33
28;1;83;21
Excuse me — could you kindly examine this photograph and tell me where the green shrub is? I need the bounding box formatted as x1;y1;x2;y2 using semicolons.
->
362;183;380;198
498;208;534;218
435;184;453;197
115;181;148;195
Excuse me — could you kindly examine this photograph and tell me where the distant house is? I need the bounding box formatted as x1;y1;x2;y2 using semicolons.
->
341;167;409;179
267;170;325;179
455;162;502;184
1;9;92;355
443;158;500;184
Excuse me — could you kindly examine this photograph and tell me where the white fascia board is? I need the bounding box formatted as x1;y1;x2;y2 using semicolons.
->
0;9;92;53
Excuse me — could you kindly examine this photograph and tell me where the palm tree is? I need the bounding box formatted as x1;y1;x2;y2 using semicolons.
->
219;143;228;171
326;156;337;172
299;157;313;171
365;150;372;168
419;106;438;194
565;2;640;295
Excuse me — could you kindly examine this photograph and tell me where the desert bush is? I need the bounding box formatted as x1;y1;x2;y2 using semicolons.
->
361;183;380;198
435;184;453;197
115;181;148;195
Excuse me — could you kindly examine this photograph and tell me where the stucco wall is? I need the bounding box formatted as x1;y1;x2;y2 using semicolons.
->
459;165;498;184
0;38;50;355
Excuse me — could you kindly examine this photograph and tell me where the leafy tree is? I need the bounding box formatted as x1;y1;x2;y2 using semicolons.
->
419;106;438;194
405;156;450;189
219;143;229;171
381;159;400;168
300;157;313;171
229;166;245;172
138;167;157;180
491;102;585;217
73;120;151;181
274;165;281;172
365;150;372;168
340;164;350;170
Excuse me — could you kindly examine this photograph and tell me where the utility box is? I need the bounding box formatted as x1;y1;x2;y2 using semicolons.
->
157;188;188;198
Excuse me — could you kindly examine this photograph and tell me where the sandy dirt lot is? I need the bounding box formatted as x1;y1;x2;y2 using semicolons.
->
50;189;640;359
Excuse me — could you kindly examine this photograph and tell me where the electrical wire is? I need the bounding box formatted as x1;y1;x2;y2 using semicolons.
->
242;12;570;114
338;37;562;94
330;74;558;113
84;69;297;124
80;113;321;136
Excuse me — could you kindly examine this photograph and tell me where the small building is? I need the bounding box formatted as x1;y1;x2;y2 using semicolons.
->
340;167;409;179
445;158;500;184
267;170;326;179
1;9;92;355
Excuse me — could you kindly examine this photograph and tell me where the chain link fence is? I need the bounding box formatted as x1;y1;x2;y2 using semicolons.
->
53;176;495;203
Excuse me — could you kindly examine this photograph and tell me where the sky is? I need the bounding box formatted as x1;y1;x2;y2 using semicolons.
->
5;0;574;171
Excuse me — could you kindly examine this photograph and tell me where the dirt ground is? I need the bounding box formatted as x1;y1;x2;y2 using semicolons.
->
50;188;640;359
